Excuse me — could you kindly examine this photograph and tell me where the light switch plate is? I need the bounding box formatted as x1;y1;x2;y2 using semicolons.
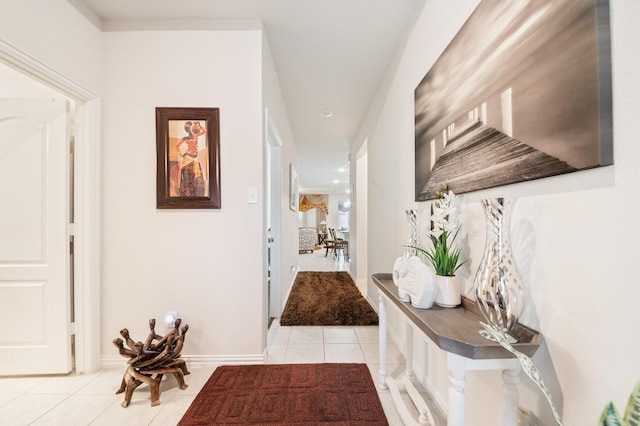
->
248;187;258;204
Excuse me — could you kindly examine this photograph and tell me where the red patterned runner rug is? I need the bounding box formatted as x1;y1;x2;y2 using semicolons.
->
178;363;388;425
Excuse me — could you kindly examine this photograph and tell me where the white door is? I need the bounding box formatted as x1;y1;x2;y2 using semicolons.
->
0;98;72;375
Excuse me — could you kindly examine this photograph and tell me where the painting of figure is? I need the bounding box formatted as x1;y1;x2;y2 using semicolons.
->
170;119;209;198
156;107;220;209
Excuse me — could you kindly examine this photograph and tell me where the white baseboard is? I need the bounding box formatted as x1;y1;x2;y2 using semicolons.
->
411;362;447;416
281;271;297;309
100;353;265;369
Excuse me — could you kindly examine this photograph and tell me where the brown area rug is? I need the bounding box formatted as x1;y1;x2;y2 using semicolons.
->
178;363;388;425
280;271;378;326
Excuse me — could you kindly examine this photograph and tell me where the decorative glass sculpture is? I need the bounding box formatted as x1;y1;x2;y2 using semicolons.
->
473;198;524;341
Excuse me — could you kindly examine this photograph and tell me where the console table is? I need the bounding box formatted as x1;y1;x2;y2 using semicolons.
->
372;273;541;426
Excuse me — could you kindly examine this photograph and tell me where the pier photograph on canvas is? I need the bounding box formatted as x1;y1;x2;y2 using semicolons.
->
414;0;612;201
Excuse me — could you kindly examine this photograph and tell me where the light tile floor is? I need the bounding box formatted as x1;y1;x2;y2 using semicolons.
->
0;250;443;425
297;245;350;272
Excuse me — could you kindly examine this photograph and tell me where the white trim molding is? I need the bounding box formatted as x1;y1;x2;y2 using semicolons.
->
0;39;95;102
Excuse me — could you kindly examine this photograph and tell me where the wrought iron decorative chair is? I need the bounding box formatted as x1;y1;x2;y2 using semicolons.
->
326;228;348;259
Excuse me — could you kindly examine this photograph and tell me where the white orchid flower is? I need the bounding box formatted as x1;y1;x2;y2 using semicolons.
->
431;207;447;221
419;188;467;276
429;229;444;240
442;190;456;204
444;221;459;233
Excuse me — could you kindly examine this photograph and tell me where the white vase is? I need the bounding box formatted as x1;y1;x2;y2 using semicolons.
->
434;275;461;307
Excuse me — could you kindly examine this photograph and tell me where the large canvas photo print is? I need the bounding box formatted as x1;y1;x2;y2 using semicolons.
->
415;0;612;201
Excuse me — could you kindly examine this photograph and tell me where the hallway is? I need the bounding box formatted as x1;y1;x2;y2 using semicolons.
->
0;249;417;425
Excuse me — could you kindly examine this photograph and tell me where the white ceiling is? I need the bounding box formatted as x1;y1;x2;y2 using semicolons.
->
68;0;425;194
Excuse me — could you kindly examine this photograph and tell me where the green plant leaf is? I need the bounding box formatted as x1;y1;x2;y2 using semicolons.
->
623;379;640;426
405;244;467;277
416;189;468;276
479;322;564;426
599;402;624;426
597;378;640;426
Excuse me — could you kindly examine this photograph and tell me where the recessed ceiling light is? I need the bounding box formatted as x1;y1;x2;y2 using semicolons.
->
320;110;334;118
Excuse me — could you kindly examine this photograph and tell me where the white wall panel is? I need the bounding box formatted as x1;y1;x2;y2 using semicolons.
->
101;30;265;358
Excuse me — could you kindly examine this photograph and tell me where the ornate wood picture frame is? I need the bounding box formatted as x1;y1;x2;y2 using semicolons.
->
156;107;221;209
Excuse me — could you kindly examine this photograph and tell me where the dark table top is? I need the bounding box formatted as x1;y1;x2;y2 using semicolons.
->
372;273;542;359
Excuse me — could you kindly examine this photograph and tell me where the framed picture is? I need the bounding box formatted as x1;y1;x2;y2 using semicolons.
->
289;163;298;211
414;0;612;200
156;107;221;209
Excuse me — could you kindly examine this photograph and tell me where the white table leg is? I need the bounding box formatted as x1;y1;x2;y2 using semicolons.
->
447;353;467;426
378;291;388;390
502;366;521;426
405;320;414;379
448;369;466;426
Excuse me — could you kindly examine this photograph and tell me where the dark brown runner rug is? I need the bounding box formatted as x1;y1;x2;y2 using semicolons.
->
280;271;378;326
178;363;388;425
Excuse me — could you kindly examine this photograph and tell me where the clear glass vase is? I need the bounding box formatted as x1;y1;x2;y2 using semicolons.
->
473;198;524;342
403;209;418;257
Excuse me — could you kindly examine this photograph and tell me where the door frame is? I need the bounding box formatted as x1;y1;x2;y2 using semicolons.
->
0;40;101;373
265;109;283;332
355;140;368;296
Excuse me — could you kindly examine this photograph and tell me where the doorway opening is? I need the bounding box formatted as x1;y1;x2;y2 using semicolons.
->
266;113;283;330
355;140;368;295
0;40;101;374
0;63;75;375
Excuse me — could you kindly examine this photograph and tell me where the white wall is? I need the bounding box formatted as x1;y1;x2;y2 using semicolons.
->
100;30;266;360
359;0;640;424
298;209;317;228
327;192;349;231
